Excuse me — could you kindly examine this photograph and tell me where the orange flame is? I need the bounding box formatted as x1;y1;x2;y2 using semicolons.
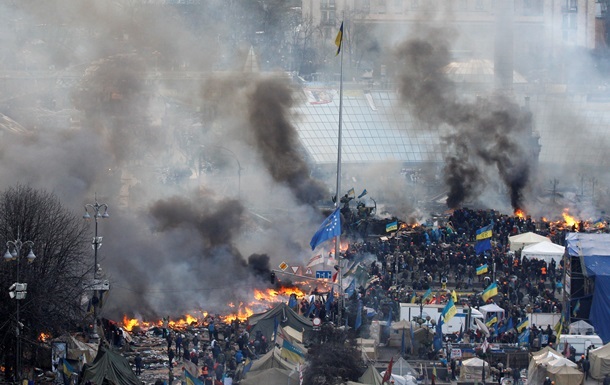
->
514;209;525;219
122;315;141;332
38;332;51;342
562;209;577;228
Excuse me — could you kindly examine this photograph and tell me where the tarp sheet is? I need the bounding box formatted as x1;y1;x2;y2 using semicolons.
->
590;342;610;380
566;233;610;344
80;345;140;385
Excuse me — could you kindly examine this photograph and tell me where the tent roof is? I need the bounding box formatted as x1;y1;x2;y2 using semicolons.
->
462;357;490;367
591;342;610;359
391;357;418;376
80;345;140;385
569;320;595;334
359;365;384;385
547;357;578;367
509;232;552;243
249;347;295;373
522;241;565;255
509;232;551;250
241;367;299;385
248;303;313;342
531;346;563;359
479;304;505;313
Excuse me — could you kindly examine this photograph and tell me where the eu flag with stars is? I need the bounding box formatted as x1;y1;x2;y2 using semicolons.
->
310;208;341;250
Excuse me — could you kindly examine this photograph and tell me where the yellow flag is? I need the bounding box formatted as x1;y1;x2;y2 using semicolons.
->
452;290;458;303
335;22;344;56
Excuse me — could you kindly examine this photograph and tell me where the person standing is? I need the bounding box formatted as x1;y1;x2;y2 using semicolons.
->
168;348;175;368
134;353;143;376
582;355;591;380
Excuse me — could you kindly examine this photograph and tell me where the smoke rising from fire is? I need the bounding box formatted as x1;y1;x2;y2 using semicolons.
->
394;26;533;210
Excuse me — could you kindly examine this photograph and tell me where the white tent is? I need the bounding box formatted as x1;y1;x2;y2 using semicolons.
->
508;232;551;251
479;304;505;320
459;357;490;382
569;320;595;335
521;241;565;264
590;343;610;380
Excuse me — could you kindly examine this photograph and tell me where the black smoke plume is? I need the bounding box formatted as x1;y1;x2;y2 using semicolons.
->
247;77;327;205
394;27;532;210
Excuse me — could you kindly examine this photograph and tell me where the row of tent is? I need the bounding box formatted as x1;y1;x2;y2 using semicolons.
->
528;346;584;385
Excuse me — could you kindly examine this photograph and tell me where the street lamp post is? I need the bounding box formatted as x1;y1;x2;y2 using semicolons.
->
4;233;36;382
83;198;109;341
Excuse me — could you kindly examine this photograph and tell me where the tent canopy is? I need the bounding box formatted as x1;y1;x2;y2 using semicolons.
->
479;304;505;320
249;347;295;373
509;232;551;251
240;367;298;385
521;241;565;264
569;320;595;335
359;365;384;385
80;346;140;385
248;303;313;343
590;342;610;380
547;364;584;385
459;357;489;381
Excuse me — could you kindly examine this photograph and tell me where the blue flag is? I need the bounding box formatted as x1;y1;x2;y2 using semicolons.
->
184;369;204;385
345;279;356;298
306;297;316;317
358;189;368;199
355;300;363;330
518;328;530;345
433;315;443;351
475;224;493;254
310;208;341;250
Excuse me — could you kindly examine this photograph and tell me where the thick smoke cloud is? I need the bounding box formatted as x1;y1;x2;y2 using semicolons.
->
247;77;327;205
394;26;533;210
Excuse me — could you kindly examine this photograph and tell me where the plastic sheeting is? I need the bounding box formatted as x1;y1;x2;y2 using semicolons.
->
566;233;610;344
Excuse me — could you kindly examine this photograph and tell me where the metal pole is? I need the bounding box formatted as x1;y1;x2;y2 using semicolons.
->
335;15;345;327
6;234;35;383
84;197;109;341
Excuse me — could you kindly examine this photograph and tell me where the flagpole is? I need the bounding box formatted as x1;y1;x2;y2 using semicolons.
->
334;17;345;326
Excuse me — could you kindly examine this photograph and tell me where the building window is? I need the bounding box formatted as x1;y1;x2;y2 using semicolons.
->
459;0;468;10
412;0;419;10
475;0;484;10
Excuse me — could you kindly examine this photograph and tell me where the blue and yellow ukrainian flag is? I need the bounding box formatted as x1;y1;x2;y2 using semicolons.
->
481;282;498;302
476;264;489;276
184;368;204;385
486;316;498;327
386;221;398;232
422;288;432;302
516;318;529;333
280;339;305;363
335;22;344;55
475;224;493;254
442;299;457;323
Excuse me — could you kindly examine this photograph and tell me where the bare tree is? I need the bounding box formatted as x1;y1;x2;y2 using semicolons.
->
0;185;90;380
